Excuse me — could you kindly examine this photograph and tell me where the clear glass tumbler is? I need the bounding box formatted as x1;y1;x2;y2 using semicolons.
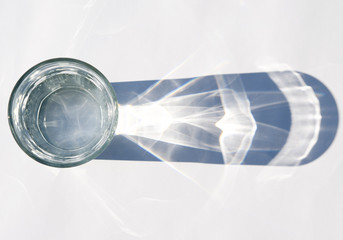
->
8;58;118;167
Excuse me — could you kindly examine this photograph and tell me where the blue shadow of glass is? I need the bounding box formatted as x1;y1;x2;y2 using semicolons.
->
96;72;338;166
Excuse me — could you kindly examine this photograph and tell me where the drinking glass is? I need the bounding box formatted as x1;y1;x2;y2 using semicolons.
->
8;58;118;167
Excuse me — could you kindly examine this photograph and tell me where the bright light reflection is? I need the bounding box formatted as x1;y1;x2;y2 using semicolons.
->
106;69;324;198
114;70;321;167
116;75;257;164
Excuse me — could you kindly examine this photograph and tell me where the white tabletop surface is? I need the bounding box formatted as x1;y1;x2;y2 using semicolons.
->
1;0;342;239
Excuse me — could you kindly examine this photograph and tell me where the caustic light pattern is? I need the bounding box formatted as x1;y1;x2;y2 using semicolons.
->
99;71;338;166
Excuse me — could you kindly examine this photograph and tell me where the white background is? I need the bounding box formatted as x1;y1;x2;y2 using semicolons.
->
0;0;342;239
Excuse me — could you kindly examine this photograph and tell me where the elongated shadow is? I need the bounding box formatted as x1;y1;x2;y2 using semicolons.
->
96;72;338;166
